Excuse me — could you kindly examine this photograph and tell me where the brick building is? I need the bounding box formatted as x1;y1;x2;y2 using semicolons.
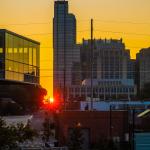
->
56;111;129;149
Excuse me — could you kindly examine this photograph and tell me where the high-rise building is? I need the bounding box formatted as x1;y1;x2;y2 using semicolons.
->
127;59;136;81
53;1;80;99
67;39;136;100
53;1;76;49
81;39;131;80
53;1;137;101
136;47;150;90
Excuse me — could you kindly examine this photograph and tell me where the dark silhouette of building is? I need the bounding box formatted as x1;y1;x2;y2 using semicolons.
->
136;47;150;90
53;1;80;99
80;39;132;81
56;111;129;149
67;39;136;100
0;29;46;113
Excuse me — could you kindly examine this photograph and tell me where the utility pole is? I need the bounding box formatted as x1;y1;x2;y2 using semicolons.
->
132;109;135;150
109;105;112;140
63;4;66;111
90;19;94;110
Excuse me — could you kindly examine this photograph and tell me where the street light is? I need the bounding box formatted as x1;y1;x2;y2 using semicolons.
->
77;122;82;128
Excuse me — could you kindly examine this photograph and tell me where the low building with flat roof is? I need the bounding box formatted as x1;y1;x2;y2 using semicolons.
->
67;79;136;101
0;29;45;113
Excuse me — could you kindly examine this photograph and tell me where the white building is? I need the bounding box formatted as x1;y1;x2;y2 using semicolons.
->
67;79;136;100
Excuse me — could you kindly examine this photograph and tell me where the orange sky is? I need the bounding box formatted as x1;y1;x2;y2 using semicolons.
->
0;0;150;97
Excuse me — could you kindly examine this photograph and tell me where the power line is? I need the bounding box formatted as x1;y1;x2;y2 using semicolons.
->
40;47;53;48
95;19;150;25
24;30;89;36
0;22;51;26
40;76;53;78
1;19;150;26
94;29;150;37
39;46;147;52
22;30;150;37
40;70;144;72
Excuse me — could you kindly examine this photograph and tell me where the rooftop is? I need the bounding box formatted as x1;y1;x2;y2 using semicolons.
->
0;29;40;45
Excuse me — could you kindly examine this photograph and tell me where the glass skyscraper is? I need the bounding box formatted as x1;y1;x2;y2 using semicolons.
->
53;1;80;98
0;29;40;84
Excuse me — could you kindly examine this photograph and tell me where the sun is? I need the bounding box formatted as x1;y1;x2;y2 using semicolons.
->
49;97;54;104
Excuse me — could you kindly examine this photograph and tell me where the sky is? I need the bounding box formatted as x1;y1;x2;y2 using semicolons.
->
0;0;150;97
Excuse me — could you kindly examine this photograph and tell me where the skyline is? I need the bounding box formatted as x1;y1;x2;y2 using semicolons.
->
0;0;150;97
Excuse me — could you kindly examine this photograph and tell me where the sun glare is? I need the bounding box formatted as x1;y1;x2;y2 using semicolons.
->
49;97;54;103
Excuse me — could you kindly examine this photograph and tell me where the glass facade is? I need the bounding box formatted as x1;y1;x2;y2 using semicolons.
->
0;31;4;79
53;0;78;100
0;29;40;84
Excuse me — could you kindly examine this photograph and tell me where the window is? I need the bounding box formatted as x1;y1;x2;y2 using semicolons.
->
0;47;3;74
4;32;39;84
0;48;3;53
0;60;3;72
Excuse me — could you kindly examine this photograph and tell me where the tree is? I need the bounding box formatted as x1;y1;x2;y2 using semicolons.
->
31;86;47;110
0;118;18;149
0;118;38;149
42;112;55;142
16;121;38;143
68;125;83;150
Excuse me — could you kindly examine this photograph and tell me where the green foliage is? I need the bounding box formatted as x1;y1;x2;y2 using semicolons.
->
68;126;83;150
16;121;38;143
43;118;51;141
0;118;18;149
0;118;37;149
42;113;55;142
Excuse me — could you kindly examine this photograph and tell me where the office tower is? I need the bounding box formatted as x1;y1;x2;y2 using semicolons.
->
0;29;40;84
68;38;136;100
53;1;80;99
81;39;130;80
127;59;136;81
137;48;150;90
